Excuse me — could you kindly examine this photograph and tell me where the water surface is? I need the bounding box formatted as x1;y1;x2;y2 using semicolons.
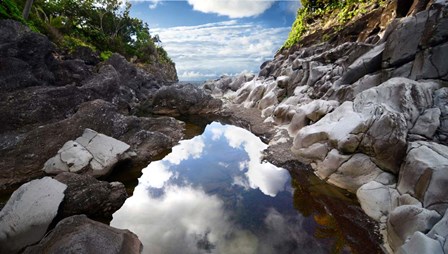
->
111;122;378;254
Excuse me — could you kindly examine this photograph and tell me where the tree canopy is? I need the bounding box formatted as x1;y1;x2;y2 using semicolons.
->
0;0;173;64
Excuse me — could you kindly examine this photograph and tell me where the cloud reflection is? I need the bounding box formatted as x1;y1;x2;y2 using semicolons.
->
211;124;289;197
111;123;312;254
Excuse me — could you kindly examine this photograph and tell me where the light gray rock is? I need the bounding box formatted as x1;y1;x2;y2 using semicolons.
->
383;11;427;67
293;101;368;152
356;181;400;221
411;42;448;80
410;108;441;139
294;142;330;163
228;73;255;91
338;43;385;86
398;141;448;214
287;100;339;137
354;78;438;173
0;177;67;254
397;231;444;254
43;140;93;174
306;62;331;87
313;149;351;179
23;215;143;254
399;194;423;207
428;208;448;252
387;205;442;250
434;87;448;143
43;128;132;177
327;154;384;193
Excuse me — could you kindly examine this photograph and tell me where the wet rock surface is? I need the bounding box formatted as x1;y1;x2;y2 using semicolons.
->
23;215;143;254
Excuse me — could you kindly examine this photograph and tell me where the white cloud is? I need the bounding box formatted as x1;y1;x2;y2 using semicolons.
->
148;0;162;9
187;0;276;18
151;20;290;81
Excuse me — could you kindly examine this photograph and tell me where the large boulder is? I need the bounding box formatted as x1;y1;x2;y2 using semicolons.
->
54;172;127;220
357;181;400;221
0;177;67;253
43;128;133;177
382;11;428;67
23;215;143;254
0;20;56;91
398;231;444;254
387;205;442;251
151;84;222;116
398;141;448;213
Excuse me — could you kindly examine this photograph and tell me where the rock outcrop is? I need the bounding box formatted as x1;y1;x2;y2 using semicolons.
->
149;83;223;116
23;215;143;254
208;1;448;252
54;172;127;220
0;178;67;253
0;20;185;193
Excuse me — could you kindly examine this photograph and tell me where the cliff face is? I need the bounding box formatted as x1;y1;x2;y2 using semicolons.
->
207;0;448;252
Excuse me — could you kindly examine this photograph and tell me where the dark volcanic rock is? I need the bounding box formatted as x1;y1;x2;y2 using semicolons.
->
0;20;56;91
54;173;127;220
23;215;143;254
151;84;223;116
0;99;184;193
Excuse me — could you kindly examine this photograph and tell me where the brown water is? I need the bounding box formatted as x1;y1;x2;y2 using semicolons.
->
110;122;383;254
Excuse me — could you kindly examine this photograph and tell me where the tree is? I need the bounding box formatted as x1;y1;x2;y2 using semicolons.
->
22;0;34;19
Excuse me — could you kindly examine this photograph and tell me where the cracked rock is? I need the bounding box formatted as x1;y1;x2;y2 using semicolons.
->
43;128;132;177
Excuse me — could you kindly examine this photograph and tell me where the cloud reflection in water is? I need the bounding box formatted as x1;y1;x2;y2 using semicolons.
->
111;122;328;254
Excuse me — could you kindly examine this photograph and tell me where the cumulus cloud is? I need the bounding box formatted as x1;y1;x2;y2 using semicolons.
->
151;20;290;81
187;0;276;18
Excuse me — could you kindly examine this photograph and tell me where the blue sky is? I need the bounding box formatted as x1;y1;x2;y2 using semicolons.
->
127;0;301;81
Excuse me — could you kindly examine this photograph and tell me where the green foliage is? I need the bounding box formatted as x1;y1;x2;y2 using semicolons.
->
0;0;23;21
282;0;384;49
100;50;113;61
0;0;173;66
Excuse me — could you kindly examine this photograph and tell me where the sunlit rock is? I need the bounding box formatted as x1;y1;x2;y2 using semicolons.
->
43;128;132;177
387;205;441;251
326;154;384;193
0;177;67;254
356;181;399;221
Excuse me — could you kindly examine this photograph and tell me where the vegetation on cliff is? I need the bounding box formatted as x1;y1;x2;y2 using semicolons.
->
0;0;174;66
283;0;386;49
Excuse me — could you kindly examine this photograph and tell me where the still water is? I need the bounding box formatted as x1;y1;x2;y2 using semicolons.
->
111;122;379;254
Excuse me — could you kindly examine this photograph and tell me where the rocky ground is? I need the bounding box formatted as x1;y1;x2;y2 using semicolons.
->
202;0;448;253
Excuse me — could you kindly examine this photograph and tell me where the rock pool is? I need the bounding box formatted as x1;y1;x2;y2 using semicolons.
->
111;122;381;254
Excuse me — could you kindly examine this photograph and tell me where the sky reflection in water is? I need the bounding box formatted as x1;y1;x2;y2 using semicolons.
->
111;122;330;254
